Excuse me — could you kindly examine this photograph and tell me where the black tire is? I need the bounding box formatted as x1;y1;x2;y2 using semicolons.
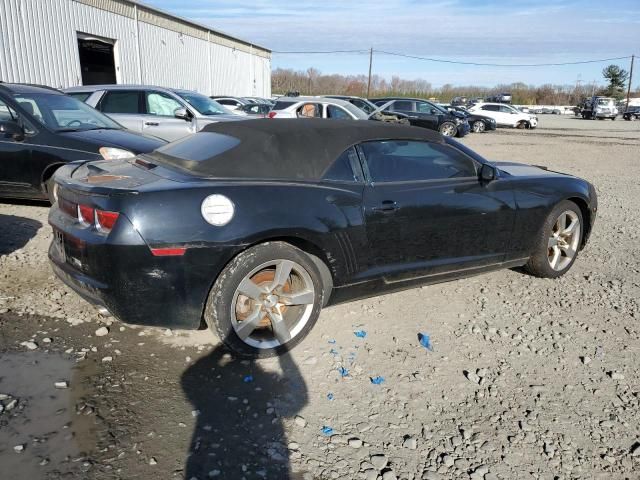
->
439;122;457;137
611;117;616;121
516;121;527;129
523;200;583;278
472;120;485;133
204;241;324;358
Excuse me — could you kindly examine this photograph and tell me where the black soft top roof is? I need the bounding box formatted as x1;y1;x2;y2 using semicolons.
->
151;119;443;181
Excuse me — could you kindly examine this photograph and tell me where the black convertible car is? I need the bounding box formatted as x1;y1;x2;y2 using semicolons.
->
49;119;597;357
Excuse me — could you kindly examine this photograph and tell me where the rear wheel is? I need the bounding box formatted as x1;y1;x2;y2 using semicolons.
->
204;242;324;357
524;200;583;278
439;122;457;137
472;120;486;133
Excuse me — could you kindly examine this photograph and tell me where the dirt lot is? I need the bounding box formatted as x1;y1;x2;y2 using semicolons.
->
1;115;639;480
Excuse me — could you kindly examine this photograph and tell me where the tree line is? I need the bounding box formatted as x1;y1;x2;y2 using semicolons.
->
272;65;636;105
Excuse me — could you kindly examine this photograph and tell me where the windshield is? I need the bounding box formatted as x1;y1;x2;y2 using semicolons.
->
596;98;614;106
13;93;121;132
174;91;233;116
341;102;369;120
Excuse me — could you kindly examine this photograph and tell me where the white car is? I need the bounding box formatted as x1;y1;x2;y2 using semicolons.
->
210;96;249;115
267;96;369;120
468;102;538;129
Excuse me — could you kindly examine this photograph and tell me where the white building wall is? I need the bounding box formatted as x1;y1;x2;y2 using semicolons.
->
0;0;271;96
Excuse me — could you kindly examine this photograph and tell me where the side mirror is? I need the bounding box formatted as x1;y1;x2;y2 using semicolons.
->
174;108;190;121
430;108;438;115
0;121;25;141
480;164;497;182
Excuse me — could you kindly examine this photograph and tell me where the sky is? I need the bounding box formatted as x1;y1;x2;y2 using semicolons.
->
143;0;639;89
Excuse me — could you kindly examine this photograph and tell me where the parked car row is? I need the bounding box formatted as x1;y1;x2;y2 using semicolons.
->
1;81;537;204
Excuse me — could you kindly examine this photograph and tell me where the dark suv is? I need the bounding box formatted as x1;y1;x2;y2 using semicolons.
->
0;83;165;202
369;97;470;137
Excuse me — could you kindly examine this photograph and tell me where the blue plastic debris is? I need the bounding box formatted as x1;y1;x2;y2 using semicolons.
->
418;332;433;351
370;376;385;385
327;393;334;400
354;330;367;338
321;426;334;436
243;375;253;383
337;366;349;377
328;339;336;344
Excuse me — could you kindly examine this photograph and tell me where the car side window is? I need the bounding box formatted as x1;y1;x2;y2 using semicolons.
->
100;91;142;114
297;103;321;118
146;91;183;116
392;100;414;112
499;105;514;113
361;140;477;183
323;147;361;182
416;101;434;113
481;105;499;112
326;105;351;119
0;98;17;122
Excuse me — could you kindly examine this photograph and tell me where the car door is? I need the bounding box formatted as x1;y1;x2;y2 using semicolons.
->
98;90;145;133
499;105;518;125
143;90;195;142
359;139;516;282
0;97;33;196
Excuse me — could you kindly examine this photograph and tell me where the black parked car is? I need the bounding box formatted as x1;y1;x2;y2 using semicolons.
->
0;83;165;202
369;97;470;137
623;106;640;120
442;104;497;133
49;119;597;357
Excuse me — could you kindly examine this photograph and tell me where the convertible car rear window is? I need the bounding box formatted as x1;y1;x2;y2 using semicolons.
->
153;132;240;163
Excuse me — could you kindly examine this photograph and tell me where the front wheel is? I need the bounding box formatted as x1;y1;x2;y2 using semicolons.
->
472;120;486;133
439;122;457;137
204;242;324;357
524;200;583;278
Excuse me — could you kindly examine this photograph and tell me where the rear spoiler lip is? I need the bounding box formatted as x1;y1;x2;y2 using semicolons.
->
52;162;138;197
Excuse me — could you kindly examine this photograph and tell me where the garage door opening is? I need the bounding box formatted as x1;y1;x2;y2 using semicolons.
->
77;33;117;85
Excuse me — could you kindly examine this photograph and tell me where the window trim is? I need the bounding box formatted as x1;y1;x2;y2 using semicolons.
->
357;139;481;186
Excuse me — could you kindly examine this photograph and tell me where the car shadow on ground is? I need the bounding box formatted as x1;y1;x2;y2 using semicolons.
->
0;213;42;256
181;342;308;480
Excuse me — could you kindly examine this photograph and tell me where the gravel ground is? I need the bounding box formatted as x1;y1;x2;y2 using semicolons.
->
0;115;638;480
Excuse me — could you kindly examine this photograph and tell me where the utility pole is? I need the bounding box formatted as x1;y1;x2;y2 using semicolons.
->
366;47;373;98
625;54;635;112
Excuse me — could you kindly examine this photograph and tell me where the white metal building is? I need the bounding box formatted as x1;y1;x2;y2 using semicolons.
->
0;0;271;97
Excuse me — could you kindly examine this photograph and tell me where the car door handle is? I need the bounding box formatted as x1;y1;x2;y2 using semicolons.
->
372;200;398;213
144;122;159;126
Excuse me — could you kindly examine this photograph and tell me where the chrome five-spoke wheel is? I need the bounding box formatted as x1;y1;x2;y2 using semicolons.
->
547;210;581;271
231;259;315;350
472;121;485;133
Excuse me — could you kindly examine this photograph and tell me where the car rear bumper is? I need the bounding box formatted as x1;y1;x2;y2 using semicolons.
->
48;204;239;329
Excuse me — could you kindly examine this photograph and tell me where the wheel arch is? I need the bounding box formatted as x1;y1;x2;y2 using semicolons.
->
40;162;65;193
566;196;592;250
197;234;335;329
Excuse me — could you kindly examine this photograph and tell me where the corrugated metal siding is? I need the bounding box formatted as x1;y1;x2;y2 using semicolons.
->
0;0;271;96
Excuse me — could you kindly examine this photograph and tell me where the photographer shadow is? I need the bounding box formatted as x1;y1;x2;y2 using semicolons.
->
181;342;308;480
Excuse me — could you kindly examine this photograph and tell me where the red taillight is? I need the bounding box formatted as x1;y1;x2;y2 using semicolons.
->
78;204;95;225
150;247;187;257
95;210;120;231
267;111;277;118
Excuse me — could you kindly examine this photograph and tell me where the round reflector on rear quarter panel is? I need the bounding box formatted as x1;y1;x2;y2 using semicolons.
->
201;194;235;226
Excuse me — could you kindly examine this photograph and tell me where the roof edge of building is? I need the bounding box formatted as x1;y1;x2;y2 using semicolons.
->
73;0;271;57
